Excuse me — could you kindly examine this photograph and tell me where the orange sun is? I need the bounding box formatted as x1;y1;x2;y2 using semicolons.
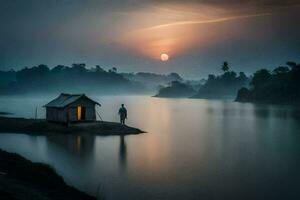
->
160;53;169;61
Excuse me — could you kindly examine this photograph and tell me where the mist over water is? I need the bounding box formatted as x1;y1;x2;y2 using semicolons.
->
0;95;300;200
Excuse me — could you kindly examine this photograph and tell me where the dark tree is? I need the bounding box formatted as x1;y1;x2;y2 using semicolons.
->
273;66;289;75
0;63;144;95
52;65;66;73
250;69;271;89
221;62;229;72
155;81;196;98
235;61;300;104
286;61;297;69
192;63;249;99
95;65;104;72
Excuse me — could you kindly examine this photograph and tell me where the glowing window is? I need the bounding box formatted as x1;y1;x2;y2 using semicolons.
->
77;106;82;120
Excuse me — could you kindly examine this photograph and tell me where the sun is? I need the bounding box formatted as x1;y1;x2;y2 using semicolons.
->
160;53;169;61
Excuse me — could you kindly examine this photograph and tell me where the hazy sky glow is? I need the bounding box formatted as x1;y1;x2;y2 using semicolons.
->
1;0;300;78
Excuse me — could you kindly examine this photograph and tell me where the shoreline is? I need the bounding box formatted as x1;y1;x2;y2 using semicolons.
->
0;149;97;200
0;111;12;115
0;116;144;136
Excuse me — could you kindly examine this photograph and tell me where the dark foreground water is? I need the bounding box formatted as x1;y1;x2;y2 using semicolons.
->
0;95;300;200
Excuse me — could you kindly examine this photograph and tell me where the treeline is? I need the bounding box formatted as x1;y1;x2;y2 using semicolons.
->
0;64;185;95
192;62;249;98
122;72;183;93
155;62;249;98
0;64;144;95
236;62;300;104
154;81;196;98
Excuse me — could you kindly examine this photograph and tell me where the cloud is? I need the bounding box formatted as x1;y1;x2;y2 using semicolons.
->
149;0;300;7
119;2;274;59
135;13;271;32
0;0;299;75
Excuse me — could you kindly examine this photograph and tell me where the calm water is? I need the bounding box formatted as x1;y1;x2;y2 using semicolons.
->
0;95;300;200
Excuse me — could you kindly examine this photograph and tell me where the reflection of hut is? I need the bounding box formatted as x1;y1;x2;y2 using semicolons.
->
46;134;96;157
44;93;101;123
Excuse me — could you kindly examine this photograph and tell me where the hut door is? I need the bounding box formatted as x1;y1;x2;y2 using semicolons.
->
81;107;86;120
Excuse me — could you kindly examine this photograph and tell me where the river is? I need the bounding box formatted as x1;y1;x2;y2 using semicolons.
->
0;95;299;200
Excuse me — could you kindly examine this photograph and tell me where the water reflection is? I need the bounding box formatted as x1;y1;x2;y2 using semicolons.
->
253;106;271;118
46;134;96;158
253;105;300;120
45;133;129;171
0;96;300;200
119;136;127;170
291;109;300;120
204;101;300;121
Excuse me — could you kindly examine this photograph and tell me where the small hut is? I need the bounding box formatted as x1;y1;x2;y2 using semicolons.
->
44;93;101;123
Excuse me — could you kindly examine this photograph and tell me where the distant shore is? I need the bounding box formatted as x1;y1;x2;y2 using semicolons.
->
0;149;97;200
0;111;12;115
0;116;144;136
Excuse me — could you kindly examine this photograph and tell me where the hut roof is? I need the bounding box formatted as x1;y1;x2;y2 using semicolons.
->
44;93;100;108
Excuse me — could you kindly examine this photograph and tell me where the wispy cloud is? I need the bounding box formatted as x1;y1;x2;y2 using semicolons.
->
136;13;271;32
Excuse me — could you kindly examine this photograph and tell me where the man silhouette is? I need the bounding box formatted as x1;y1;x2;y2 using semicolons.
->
118;104;127;125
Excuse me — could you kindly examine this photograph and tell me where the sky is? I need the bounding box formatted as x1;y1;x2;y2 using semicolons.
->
0;0;300;79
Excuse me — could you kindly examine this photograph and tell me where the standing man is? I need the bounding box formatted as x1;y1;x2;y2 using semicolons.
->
118;104;127;125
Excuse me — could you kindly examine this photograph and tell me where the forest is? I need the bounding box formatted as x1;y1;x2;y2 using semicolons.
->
0;64;182;95
236;62;300;104
1;61;299;105
155;62;249;99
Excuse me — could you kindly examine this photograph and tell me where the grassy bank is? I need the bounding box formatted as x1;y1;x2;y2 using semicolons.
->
0;149;97;200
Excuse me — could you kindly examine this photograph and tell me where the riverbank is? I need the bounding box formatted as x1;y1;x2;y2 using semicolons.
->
0;149;97;200
0;116;144;136
0;111;11;115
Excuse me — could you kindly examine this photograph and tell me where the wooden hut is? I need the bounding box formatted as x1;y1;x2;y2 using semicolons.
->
44;93;101;123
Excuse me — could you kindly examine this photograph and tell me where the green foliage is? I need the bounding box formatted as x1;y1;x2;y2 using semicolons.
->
221;61;229;72
155;81;196;98
0;64;144;95
193;62;249;98
236;62;300;104
235;87;251;102
273;66;289;75
286;61;297;69
250;69;271;89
